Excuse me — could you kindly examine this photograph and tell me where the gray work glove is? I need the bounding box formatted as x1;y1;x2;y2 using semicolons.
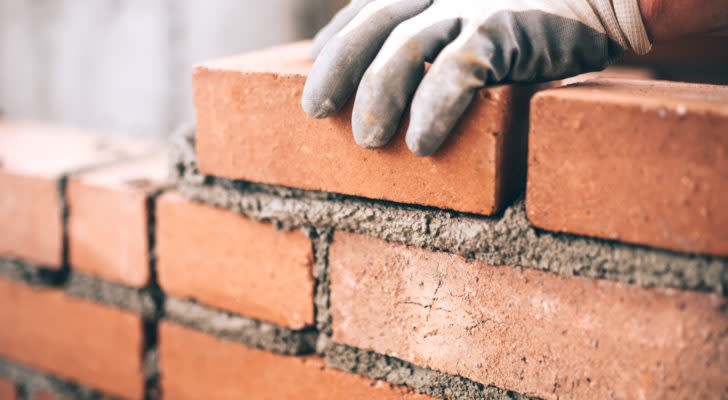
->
302;0;651;156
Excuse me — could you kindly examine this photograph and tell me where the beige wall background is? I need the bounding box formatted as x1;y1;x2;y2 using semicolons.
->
0;0;347;139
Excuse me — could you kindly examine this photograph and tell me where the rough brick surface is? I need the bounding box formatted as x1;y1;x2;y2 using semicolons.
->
34;393;64;400
0;376;15;400
159;321;434;400
528;79;728;256
0;277;145;400
329;231;728;400
0;121;155;268
193;41;538;215
68;153;168;286
157;192;315;329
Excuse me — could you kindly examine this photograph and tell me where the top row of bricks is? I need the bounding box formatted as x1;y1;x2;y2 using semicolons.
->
192;41;728;257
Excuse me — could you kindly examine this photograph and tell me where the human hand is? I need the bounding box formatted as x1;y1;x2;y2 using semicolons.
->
302;0;651;156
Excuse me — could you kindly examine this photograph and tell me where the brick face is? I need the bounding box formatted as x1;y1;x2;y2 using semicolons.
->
0;172;63;268
0;277;145;400
0;376;16;400
0;120;156;268
156;192;315;329
193;41;537;215
159;321;434;400
328;231;728;400
527;79;728;256
33;393;64;400
68;153;168;287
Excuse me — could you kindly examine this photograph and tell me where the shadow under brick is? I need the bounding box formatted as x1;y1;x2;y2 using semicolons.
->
171;125;728;296
164;297;317;356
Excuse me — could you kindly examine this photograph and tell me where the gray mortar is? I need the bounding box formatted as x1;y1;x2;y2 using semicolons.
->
323;341;540;400
0;358;104;400
171;127;728;295
0;257;66;287
164;297;317;355
65;271;158;318
311;229;333;340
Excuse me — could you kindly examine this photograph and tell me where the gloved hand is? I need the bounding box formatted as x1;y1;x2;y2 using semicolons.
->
302;0;652;156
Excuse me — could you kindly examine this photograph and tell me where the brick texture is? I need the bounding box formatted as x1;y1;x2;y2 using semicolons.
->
0;121;155;268
159;321;433;400
33;393;64;400
68;153;168;287
0;376;15;400
193;41;538;215
528;79;728;256
156;192;315;329
328;231;728;400
0;277;145;400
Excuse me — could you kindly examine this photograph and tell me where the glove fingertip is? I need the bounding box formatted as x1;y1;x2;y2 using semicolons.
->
405;129;437;157
302;96;337;119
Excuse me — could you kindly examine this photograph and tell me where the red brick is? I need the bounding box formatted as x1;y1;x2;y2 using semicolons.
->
0;277;145;400
68;153;168;286
34;393;64;400
156;192;314;329
159;321;434;400
193;41;538;215
561;65;655;85
0;121;156;268
0;376;16;400
328;231;728;400
527;79;728;256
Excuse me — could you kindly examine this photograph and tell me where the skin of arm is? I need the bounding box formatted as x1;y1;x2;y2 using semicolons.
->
639;0;728;41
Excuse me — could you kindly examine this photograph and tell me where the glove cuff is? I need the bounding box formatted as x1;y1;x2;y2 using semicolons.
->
613;0;652;55
588;0;652;55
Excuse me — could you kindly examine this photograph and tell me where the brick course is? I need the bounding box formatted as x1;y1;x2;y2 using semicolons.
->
68;153;168;287
0;277;145;400
156;192;315;329
193;41;538;215
0;121;155;268
528;79;728;256
328;231;728;400
159;321;434;400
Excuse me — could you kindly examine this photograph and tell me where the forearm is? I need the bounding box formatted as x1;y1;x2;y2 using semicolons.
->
639;0;728;41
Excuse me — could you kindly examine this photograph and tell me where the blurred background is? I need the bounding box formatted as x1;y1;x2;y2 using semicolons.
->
0;0;346;140
0;0;725;141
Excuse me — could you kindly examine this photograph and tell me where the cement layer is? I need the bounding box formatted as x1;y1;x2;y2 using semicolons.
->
0;257;66;287
323;341;539;400
311;230;333;336
164;297;317;356
65;271;159;319
172;127;728;295
0;358;99;400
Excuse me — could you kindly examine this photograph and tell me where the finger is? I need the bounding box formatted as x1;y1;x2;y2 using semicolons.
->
302;0;433;119
310;0;376;59
406;25;496;156
352;9;461;149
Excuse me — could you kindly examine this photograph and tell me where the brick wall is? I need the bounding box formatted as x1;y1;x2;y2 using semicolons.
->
1;42;726;400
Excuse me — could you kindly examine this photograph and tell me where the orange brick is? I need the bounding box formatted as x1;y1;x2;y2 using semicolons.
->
68;153;168;286
328;231;728;400
159;321;433;400
34;393;64;400
156;192;314;329
528;79;728;256
193;41;537;215
0;277;145;400
0;121;155;268
0;376;16;400
561;65;655;85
